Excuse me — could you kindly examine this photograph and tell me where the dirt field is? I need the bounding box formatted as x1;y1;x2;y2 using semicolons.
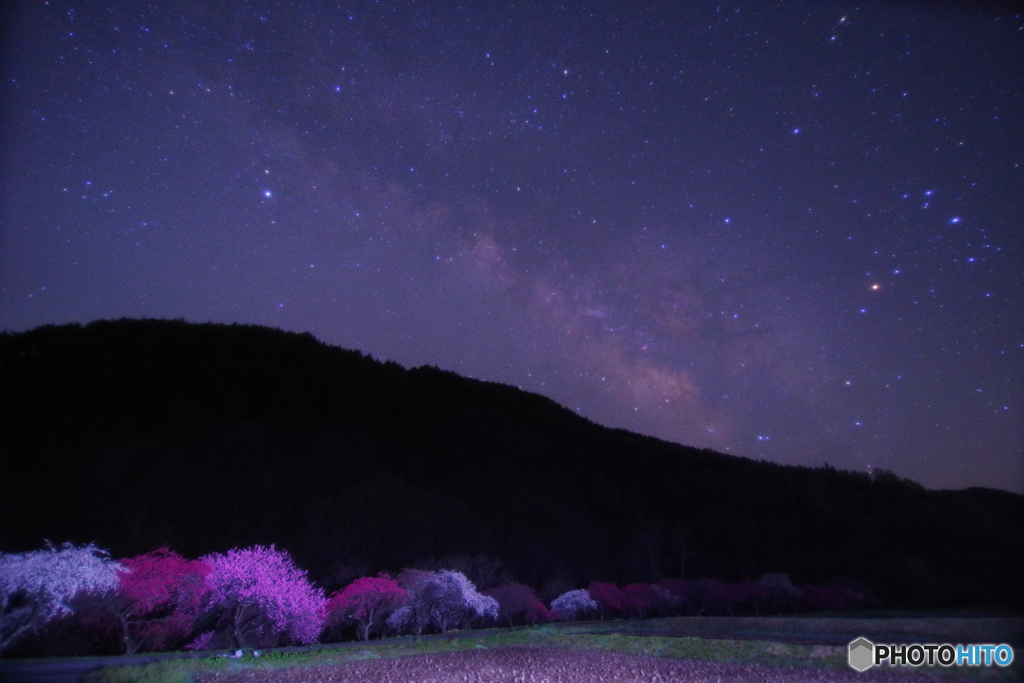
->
193;646;963;682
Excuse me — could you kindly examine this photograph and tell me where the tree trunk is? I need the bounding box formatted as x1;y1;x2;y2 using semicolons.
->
120;613;140;655
231;605;246;649
362;607;374;641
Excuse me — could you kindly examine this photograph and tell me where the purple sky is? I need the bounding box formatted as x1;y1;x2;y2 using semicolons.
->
2;1;1021;492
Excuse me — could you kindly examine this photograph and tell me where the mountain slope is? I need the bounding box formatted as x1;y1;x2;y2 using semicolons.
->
2;318;1020;607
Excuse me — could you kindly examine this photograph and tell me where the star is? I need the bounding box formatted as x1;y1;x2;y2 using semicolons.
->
2;0;1018;493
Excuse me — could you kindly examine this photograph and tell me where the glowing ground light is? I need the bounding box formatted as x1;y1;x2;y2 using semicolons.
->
263;190;273;198
871;284;881;290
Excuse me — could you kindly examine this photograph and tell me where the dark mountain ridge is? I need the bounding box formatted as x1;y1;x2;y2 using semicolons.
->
2;318;1020;608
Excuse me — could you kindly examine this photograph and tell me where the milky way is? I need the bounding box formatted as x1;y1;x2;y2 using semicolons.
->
2;1;1021;492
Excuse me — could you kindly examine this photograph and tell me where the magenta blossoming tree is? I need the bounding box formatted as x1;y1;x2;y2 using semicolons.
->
586;581;627;620
485;582;551;627
325;575;405;641
550;589;597;621
188;545;325;649
656;578;693;613
0;542;123;655
101;549;210;653
622;582;678;618
686;578;737;615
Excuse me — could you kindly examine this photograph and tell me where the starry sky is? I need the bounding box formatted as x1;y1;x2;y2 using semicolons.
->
2;1;1021;493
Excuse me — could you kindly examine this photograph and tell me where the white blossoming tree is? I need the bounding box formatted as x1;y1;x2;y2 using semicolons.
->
431;570;498;632
0;542;123;655
550;588;598;621
387;569;498;635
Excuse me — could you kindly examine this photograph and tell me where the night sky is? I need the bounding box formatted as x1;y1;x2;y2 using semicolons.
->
2;1;1021;493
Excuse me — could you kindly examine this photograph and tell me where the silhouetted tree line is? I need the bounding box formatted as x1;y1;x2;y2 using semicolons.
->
1;318;1020;611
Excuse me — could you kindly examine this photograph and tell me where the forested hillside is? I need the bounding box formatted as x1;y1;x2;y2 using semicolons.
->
2;318;1020;608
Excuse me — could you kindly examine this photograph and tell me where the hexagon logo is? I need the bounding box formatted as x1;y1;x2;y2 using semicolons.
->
849;637;875;672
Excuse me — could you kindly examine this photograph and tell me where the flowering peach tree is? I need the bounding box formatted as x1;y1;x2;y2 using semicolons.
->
550;588;597;621
485;582;551;626
387;570;497;634
622;582;678;618
0;542;122;655
101;549;210;653
188;545;325;649
325;575;404;641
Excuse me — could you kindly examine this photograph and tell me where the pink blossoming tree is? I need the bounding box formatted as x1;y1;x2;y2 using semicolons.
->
0;542;123;655
656;578;694;613
324;575;405;641
622;582;678;618
485;582;551;627
188;545;325;649
687;578;737;614
101;549;210;653
586;581;627;620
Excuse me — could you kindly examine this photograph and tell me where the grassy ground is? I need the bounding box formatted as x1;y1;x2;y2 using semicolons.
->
82;622;1020;683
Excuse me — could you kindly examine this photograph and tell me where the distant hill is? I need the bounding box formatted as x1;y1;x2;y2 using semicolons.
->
2;318;1020;608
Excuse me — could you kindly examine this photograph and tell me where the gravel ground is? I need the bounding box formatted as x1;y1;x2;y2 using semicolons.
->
194;647;963;682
